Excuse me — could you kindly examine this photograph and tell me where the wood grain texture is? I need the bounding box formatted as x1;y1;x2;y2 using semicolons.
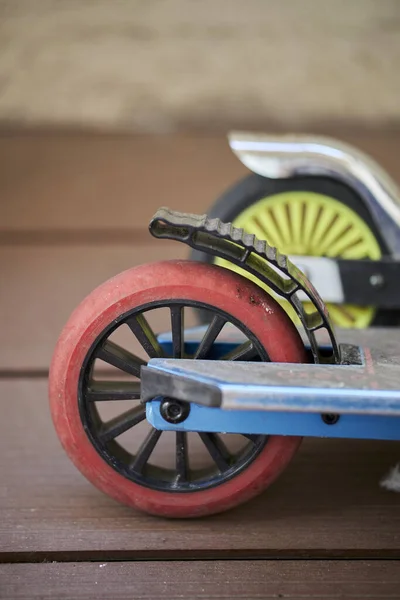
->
0;134;242;231
1;561;400;599
1;131;399;370
1;380;399;559
0;243;185;370
1;132;399;231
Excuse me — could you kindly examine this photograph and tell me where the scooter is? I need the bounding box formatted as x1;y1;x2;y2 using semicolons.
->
49;205;400;519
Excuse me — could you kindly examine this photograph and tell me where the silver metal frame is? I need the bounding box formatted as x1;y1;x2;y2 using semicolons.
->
142;327;400;417
228;132;400;256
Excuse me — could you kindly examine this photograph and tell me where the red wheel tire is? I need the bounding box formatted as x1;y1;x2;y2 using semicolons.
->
49;260;307;518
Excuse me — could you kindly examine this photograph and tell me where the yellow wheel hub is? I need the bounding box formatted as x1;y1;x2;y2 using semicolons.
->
215;191;382;328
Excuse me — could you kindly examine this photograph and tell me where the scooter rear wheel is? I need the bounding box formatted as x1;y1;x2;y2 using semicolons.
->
49;260;306;518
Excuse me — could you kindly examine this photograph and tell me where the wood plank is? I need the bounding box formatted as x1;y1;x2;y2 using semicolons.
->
1;380;399;558
1;561;399;599
0;134;244;231
1;132;399;232
0;242;186;370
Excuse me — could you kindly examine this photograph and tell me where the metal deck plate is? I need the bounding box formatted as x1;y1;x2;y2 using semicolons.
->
142;328;400;416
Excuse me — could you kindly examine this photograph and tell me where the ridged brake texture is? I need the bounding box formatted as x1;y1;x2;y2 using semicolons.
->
149;207;340;364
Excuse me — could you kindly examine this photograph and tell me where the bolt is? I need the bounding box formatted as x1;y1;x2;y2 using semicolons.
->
321;413;340;425
369;274;385;289
160;398;190;424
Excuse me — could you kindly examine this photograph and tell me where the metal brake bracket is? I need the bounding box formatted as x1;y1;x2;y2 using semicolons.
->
228;131;400;257
149;207;340;364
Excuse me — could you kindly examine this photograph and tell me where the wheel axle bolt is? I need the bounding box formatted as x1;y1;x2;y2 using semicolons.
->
160;398;190;424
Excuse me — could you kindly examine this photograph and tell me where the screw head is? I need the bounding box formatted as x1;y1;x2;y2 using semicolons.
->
321;413;340;425
369;274;385;289
160;398;190;424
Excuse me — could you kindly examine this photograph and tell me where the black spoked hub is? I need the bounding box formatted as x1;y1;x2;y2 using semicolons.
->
78;300;269;493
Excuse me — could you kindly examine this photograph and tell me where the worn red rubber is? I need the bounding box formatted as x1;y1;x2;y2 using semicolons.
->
49;260;307;518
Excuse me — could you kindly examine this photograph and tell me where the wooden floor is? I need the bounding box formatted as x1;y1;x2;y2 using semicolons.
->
1;130;400;599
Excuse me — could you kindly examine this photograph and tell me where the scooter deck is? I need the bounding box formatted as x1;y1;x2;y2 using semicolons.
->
142;327;400;442
142;327;400;416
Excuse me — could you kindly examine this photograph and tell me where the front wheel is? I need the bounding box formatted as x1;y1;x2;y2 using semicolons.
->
49;260;306;518
191;174;395;328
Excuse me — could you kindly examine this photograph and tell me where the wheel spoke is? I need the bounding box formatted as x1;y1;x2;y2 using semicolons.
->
131;428;162;473
175;431;189;483
252;215;280;248
96;340;146;377
126;313;165;359
86;381;141;402
99;405;146;442
170;305;184;358
194;314;226;359
199;432;231;472
220;340;259;361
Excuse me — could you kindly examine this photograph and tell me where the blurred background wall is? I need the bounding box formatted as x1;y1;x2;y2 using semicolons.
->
0;0;399;132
